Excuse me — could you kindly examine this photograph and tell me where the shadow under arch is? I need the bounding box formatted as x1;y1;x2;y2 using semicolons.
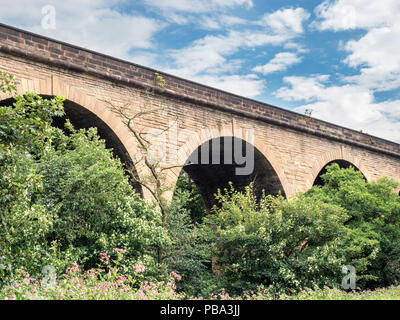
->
0;96;143;196
176;136;286;211
313;159;367;186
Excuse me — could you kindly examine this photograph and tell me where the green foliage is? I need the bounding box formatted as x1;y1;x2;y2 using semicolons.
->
154;72;166;88
173;171;206;224
164;196;220;297
0;146;54;280
164;172;224;297
0;78;64;282
2;71;400;299
37;124;169;273
306;163;400;288
0;73;169;285
278;285;400;300
203;184;348;295
0;72;17;95
4;260;400;300
163;165;400;296
0;89;64;157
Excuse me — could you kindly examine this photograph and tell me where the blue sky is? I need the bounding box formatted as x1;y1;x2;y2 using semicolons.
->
1;0;400;142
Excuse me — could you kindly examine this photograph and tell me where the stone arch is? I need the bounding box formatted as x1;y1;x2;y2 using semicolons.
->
0;76;146;197
308;148;370;188
167;124;290;209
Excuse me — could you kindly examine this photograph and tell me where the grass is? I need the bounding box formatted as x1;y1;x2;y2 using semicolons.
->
280;286;400;300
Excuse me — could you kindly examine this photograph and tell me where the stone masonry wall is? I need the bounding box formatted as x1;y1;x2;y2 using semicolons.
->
0;23;399;199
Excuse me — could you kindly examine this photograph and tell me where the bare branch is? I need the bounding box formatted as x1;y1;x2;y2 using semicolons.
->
105;73;186;263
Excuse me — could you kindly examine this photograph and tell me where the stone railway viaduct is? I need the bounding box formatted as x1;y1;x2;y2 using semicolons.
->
1;23;400;207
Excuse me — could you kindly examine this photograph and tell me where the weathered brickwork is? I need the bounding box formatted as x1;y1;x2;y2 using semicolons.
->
0;23;399;201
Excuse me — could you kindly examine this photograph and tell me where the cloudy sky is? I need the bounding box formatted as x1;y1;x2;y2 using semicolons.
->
1;0;400;142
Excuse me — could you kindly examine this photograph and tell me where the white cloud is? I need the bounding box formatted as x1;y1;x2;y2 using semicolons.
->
166;30;292;78
253;52;302;75
312;0;400;92
220;15;247;26
143;0;252;30
163;30;296;97
161;7;310;97
197;14;247;30
283;42;309;53
198;16;222;30
268;0;400;142
258;7;310;35
276;75;400;142
0;0;163;60
143;0;253;13
164;32;268;97
163;12;191;25
167;11;309;76
344;25;400;91
313;0;400;31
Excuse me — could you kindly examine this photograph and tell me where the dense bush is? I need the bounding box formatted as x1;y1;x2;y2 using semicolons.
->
37;124;169;275
0;73;65;282
306;163;400;288
0;73;168;285
173;172;207;224
202;184;348;295
158;165;400;297
164;172;219;297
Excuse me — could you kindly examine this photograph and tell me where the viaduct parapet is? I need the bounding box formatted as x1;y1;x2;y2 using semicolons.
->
1;23;399;206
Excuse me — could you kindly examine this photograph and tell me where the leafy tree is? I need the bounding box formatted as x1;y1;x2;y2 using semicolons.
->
0;73;64;282
306;163;400;288
173;171;207;224
0;72;169;284
37;123;169;273
203;184;348;295
164;192;219;297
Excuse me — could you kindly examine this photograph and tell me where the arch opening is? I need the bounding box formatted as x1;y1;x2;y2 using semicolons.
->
313;159;366;186
177;136;286;212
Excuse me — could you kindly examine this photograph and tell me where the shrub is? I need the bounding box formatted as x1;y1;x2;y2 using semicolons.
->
0;74;64;283
306;163;400;288
37;123;169;275
0;73;169;285
164;184;219;297
173;172;207;224
153;171;223;297
203;184;348;295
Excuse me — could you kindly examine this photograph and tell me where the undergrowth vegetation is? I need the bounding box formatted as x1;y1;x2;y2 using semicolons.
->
1;72;400;300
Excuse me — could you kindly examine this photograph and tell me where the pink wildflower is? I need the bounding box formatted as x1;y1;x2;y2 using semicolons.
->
100;252;111;266
169;271;182;281
133;262;146;273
